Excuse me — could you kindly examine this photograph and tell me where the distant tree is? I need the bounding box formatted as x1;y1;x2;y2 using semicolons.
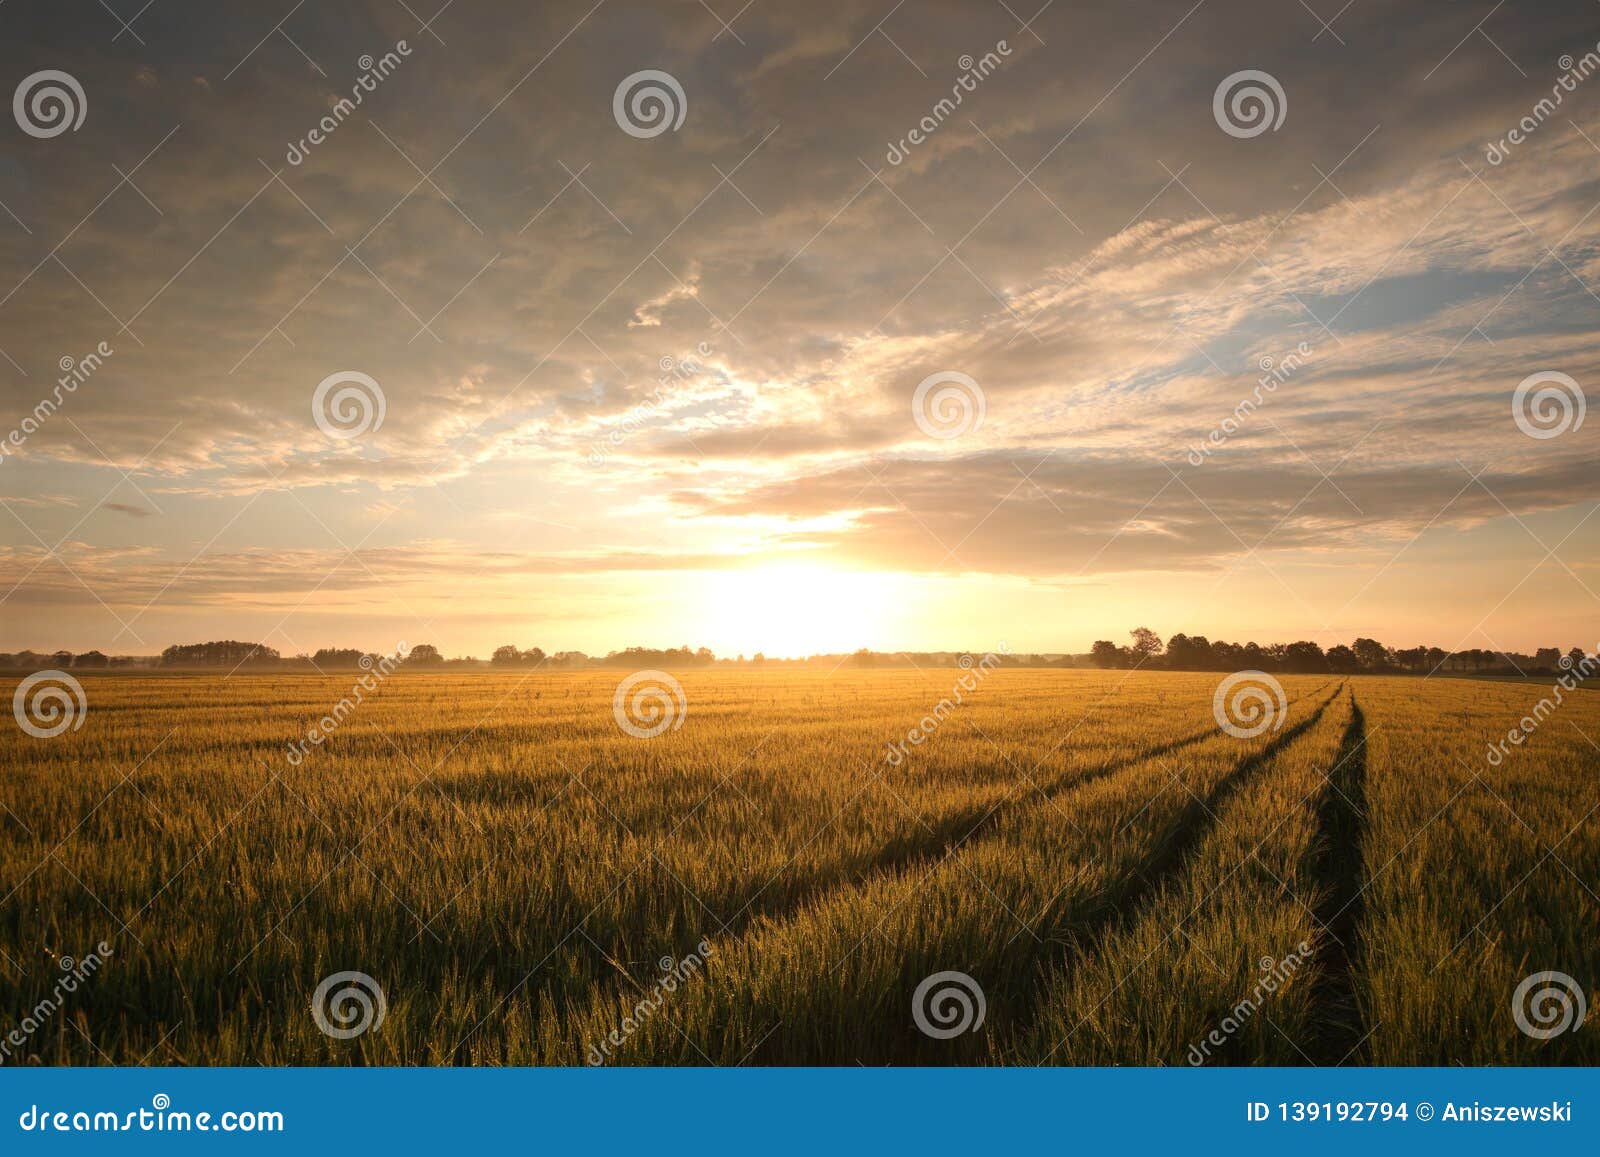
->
1129;627;1163;660
74;650;109;668
1351;637;1389;670
161;641;280;667
1089;640;1121;669
1568;647;1587;672
1535;647;1561;671
491;645;522;667
523;646;546;666
1326;644;1360;673
1390;646;1426;672
1281;641;1327;673
851;647;876;668
312;648;365;667
408;644;444;667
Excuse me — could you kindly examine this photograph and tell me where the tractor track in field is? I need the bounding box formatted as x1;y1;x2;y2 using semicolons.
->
1069;683;1346;941
550;684;1342;986
1010;683;1348;1064
1305;691;1371;1064
518;684;1344;1060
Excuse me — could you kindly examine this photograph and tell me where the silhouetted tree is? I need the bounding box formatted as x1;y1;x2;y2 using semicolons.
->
1129;627;1163;659
1326;644;1359;673
312;648;366;667
1281;641;1327;673
161;641;280;667
1352;637;1389;670
1089;640;1121;668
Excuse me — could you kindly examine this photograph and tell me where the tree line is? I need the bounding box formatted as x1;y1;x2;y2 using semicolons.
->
2;632;1590;676
0;641;725;670
1087;628;1590;675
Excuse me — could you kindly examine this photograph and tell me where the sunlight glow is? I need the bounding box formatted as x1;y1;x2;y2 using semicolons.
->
690;564;907;657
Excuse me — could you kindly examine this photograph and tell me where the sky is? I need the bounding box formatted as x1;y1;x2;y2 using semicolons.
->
3;0;1600;659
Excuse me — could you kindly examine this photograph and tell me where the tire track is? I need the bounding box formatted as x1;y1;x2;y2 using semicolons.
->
553;683;1341;993
532;684;1346;1064
1000;684;1347;1052
1307;691;1370;1064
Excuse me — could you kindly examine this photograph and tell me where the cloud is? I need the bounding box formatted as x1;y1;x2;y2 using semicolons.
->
4;0;1600;649
99;501;153;518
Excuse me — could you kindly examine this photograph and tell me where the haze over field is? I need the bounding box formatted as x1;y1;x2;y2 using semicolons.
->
3;0;1600;657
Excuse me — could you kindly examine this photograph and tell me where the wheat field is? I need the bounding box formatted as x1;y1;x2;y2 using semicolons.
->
1;667;1595;1065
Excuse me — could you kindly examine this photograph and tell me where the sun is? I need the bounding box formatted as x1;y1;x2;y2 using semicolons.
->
693;563;903;658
